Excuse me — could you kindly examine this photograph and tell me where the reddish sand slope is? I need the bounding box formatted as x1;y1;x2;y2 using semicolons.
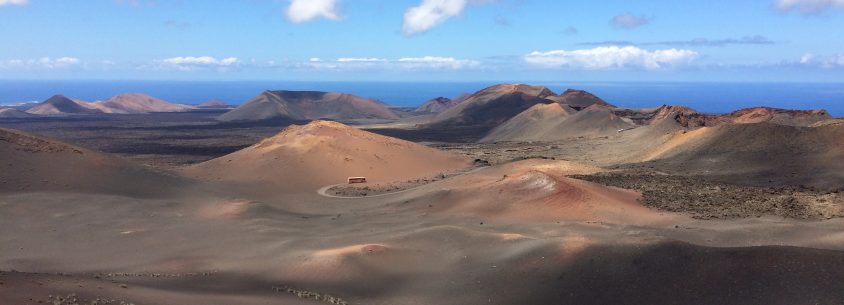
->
183;120;471;192
405;159;681;224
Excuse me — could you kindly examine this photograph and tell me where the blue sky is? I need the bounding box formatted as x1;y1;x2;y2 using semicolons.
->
1;0;844;81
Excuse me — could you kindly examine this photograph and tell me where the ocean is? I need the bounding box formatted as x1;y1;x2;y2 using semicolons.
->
1;80;843;116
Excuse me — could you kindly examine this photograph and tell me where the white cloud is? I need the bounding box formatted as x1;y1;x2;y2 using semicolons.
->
403;0;493;35
163;56;238;66
397;56;480;69
0;57;81;69
156;56;240;71
775;0;844;14
297;56;480;70
0;0;28;6
800;53;817;64
286;0;340;23
611;13;651;29
798;53;844;68
337;57;387;62
524;46;699;70
52;57;80;66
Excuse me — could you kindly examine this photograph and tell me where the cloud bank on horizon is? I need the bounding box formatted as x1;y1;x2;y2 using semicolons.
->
525;46;699;71
1;0;844;81
775;0;844;13
0;0;27;6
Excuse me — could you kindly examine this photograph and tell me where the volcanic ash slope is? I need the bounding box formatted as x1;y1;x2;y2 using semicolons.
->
642;122;844;189
0;128;186;197
481;103;635;142
428;84;558;127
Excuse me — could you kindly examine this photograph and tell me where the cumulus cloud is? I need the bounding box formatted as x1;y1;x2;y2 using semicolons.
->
611;13;651;29
775;0;844;14
402;0;492;36
156;56;240;71
524;46;698;70
0;0;28;6
0;57;81;69
286;0;340;23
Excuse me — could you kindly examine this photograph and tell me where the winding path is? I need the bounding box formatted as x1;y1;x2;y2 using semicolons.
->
316;166;487;199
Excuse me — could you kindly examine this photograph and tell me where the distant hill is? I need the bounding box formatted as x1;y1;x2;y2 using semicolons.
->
644;105;716;127
554;104;636;136
0;107;36;118
414;97;458;113
26;95;103;115
482;100;830;143
435;84;836;143
640;105;830;128
547;89;615;110
481;104;635;142
198;99;230;108
24;93;195;115
218;90;399;122
726;107;830;126
480;103;576;142
183;120;469;192
427;84;557;127
93;93;196;113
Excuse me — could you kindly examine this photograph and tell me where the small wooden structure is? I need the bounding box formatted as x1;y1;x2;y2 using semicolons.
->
347;177;367;184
